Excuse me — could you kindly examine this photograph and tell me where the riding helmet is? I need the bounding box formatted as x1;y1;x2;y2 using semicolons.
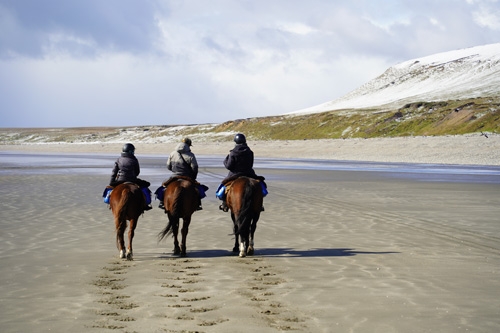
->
234;133;246;144
122;143;135;154
182;137;192;146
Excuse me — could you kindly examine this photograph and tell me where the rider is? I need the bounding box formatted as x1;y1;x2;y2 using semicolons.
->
109;143;152;210
217;133;265;212
160;137;204;210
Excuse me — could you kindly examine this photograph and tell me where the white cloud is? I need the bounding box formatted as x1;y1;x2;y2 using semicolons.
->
0;0;499;127
276;22;317;35
471;1;500;30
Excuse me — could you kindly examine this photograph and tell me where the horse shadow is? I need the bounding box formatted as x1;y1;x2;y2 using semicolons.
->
154;248;399;258
256;248;399;257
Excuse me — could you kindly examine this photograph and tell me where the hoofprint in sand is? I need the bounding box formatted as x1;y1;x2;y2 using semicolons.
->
1;138;499;332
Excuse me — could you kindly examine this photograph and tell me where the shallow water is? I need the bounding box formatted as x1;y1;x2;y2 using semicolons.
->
1;151;500;184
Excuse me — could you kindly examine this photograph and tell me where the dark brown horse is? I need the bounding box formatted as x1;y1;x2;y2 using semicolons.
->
109;182;146;260
226;177;264;257
158;178;199;257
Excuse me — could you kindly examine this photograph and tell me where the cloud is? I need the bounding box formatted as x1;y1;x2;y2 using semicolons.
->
470;0;500;30
0;0;499;128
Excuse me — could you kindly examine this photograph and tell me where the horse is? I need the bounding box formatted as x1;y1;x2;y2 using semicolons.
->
225;176;264;257
158;177;199;257
109;182;146;260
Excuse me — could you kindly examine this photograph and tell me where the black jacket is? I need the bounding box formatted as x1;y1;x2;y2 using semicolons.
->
223;143;258;179
110;152;140;185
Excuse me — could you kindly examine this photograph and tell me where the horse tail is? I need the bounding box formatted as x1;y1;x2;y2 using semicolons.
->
157;183;183;242
235;180;254;235
157;223;172;242
171;184;184;217
117;187;132;229
115;186;132;248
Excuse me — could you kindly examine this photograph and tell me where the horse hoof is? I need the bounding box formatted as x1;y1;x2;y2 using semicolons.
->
173;248;181;256
247;247;254;256
239;251;247;258
119;250;126;259
232;247;239;253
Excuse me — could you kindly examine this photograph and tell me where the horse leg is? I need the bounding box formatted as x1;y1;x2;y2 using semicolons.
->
171;217;181;255
126;218;137;260
116;217;127;259
239;236;247;258
239;224;248;258
232;216;239;253
180;217;191;257
247;219;258;256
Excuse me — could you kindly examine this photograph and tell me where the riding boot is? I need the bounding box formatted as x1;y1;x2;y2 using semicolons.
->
144;205;152;211
158;202;165;209
219;200;228;212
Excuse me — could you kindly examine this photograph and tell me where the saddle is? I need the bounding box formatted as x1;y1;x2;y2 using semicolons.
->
162;175;196;187
156;176;209;202
103;182;152;205
216;175;268;200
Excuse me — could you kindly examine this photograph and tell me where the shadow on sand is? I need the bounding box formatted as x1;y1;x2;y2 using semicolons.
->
146;248;399;259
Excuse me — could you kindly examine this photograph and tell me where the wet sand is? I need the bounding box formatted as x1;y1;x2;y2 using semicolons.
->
1;139;500;332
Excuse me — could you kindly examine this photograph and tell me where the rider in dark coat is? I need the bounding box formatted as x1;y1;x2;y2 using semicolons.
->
109;143;152;210
218;133;265;212
222;134;258;182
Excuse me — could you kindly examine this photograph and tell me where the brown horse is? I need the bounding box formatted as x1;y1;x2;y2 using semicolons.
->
158;178;199;257
109;182;146;260
226;177;264;257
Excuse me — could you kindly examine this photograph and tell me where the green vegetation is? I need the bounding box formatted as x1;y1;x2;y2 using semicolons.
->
1;97;499;144
212;97;500;140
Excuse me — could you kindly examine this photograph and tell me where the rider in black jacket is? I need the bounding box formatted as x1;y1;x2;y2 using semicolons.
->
218;133;265;211
222;133;258;182
109;143;152;210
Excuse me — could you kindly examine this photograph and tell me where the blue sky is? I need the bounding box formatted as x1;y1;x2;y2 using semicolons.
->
1;0;499;128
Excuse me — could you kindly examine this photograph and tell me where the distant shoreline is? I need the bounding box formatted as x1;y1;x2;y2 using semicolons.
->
2;135;499;165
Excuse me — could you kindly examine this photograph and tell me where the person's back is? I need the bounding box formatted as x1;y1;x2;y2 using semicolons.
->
223;141;257;179
166;138;198;180
222;133;257;181
218;133;265;212
110;143;140;185
109;143;152;210
160;138;205;211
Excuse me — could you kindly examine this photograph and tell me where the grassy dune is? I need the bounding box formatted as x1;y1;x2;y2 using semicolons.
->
1;97;499;144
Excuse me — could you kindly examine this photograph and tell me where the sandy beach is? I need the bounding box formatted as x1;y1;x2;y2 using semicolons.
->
1;136;500;332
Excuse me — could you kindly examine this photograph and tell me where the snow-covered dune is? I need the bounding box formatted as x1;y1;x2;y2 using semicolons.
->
290;43;500;115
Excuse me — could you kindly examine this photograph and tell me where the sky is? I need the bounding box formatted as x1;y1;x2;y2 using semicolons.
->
1;0;499;128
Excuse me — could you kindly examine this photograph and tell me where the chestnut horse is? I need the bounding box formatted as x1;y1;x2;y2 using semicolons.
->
226;177;264;257
158;178;199;257
109;182;146;260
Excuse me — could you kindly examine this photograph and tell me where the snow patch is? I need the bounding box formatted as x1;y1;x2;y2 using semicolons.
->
289;43;500;115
